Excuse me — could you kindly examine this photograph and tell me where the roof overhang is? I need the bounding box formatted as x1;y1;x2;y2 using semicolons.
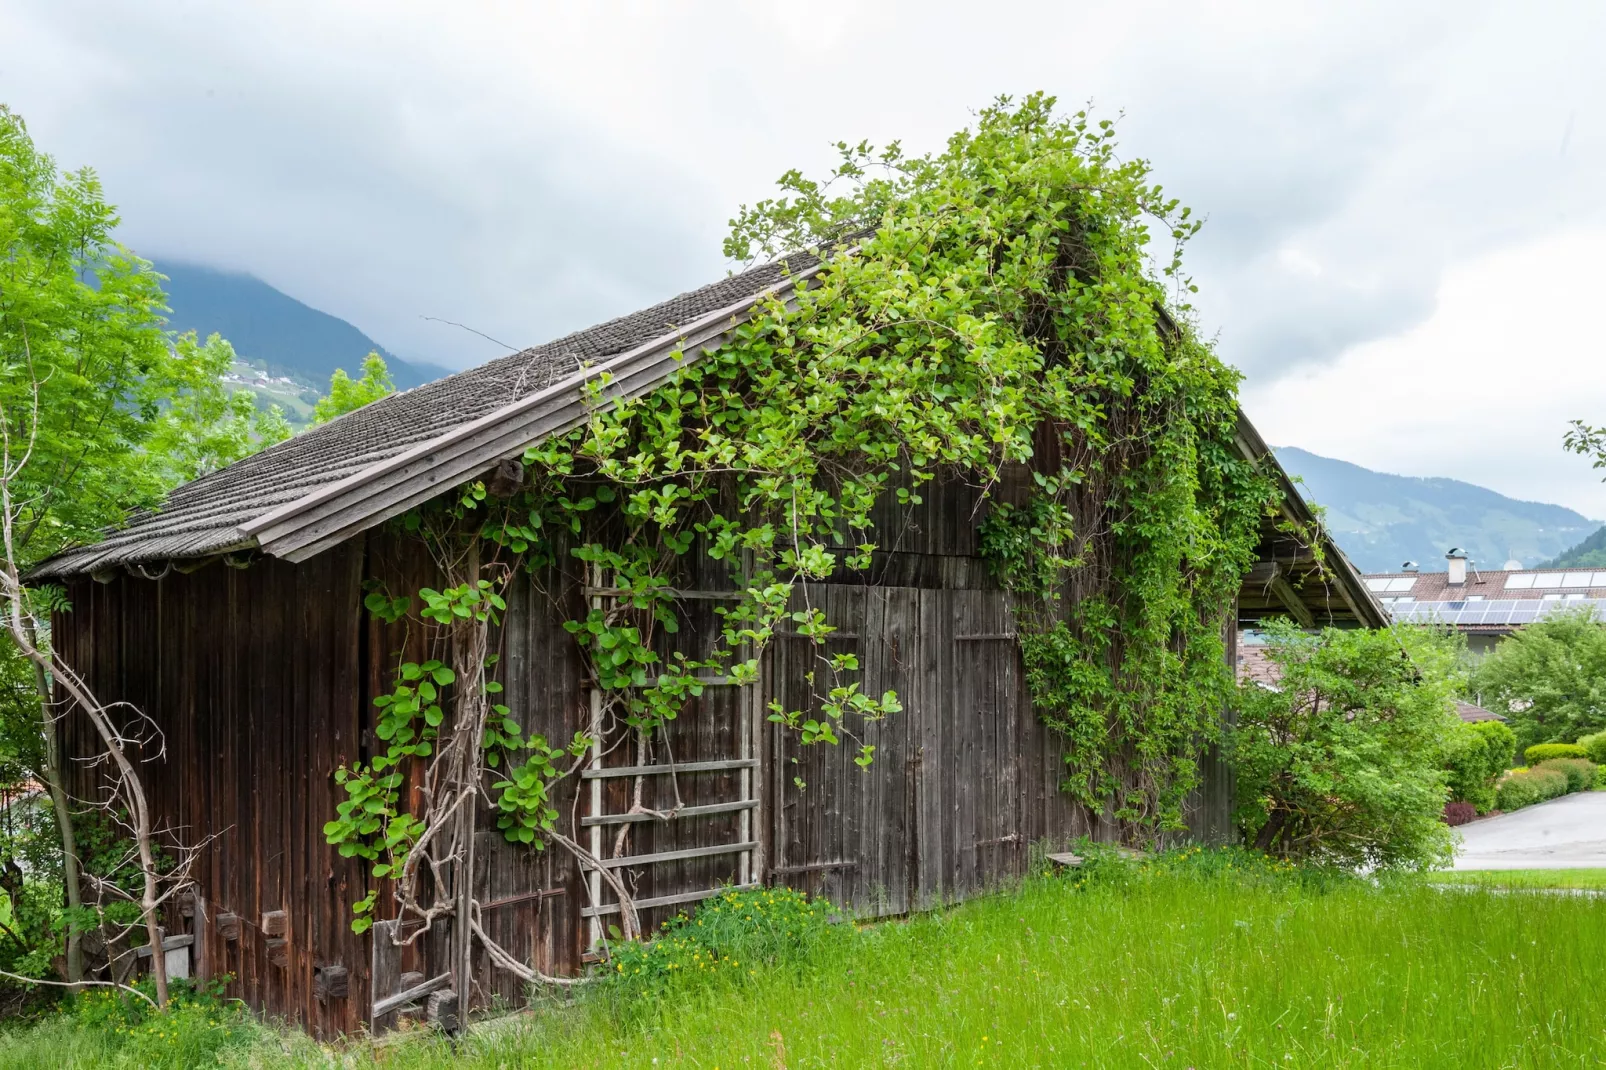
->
1232;413;1387;629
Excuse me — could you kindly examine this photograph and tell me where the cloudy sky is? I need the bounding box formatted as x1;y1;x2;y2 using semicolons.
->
5;1;1606;514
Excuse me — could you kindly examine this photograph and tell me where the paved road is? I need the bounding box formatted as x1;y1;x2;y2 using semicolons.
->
1454;791;1606;869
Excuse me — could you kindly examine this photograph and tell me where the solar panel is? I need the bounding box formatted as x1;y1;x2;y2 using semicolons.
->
1503;574;1536;590
1593;572;1606;588
1535;573;1567;588
1563;572;1594;588
1386;577;1418;592
1365;578;1390;592
1382;597;1606;627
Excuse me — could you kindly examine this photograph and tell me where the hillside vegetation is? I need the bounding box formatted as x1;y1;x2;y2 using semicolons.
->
1539;524;1606;569
1275;446;1597;573
157;261;450;392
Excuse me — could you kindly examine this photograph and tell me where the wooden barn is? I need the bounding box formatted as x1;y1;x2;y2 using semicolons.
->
34;256;1383;1035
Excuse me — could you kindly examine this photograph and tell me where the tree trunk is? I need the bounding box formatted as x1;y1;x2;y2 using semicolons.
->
27;632;82;985
6;611;168;1007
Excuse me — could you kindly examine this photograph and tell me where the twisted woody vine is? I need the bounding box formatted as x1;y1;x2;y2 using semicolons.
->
322;95;1289;976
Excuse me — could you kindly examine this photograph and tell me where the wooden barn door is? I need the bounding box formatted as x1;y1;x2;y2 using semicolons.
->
916;588;1027;907
765;585;1025;916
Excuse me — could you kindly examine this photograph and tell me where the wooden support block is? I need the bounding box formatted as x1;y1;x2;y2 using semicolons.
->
216;912;240;942
487;457;525;498
399;971;423;990
266;938;289;968
427;988;460;1033
314;964;349;1001
261;910;287;937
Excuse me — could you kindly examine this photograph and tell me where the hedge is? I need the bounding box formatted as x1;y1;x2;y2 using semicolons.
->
1523;742;1589;765
1497;767;1571;811
1534;757;1597;793
1579;730;1606;765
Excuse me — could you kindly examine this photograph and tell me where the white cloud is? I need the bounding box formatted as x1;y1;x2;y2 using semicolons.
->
1244;227;1606;518
1;0;1604;506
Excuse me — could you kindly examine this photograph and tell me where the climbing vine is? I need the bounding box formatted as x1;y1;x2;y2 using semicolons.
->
324;94;1284;956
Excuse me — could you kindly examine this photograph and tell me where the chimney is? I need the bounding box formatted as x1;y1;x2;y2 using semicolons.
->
1446;547;1467;587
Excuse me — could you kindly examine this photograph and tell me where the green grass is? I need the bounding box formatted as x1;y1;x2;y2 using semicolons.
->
8;862;1606;1069
0;986;260;1069
1429;868;1606;890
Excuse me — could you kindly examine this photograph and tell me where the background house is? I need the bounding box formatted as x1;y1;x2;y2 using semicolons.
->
1366;549;1606;654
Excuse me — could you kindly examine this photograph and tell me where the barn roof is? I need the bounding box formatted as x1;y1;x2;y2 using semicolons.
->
34;253;821;578
31;248;1383;631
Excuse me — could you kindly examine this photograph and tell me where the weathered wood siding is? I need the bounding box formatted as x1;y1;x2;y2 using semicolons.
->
55;470;1235;1034
58;546;371;1036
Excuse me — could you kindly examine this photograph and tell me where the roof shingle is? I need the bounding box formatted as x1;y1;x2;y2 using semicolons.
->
36;256;811;578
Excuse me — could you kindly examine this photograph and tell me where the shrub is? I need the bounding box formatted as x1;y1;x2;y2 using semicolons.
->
1231;622;1456;871
1579;730;1606;765
1443;801;1478;826
1534;758;1597;793
1524;742;1588;765
1496;767;1570;811
601;887;839;1000
1445;719;1518;813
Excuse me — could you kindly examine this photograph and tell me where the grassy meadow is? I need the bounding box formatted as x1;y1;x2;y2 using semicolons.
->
3;857;1604;1069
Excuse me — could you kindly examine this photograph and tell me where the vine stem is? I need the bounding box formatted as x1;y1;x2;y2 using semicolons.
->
0;969;158;1009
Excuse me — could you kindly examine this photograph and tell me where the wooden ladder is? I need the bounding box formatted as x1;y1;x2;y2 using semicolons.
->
581;565;763;953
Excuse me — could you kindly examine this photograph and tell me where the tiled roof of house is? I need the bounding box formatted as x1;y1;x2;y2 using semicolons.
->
34;255;814;578
1235;645;1280;688
1366;568;1606;632
1365;568;1606;601
1455;701;1505;723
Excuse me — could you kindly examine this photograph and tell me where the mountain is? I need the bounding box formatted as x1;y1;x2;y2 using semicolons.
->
155;261;452;392
1274;446;1599;574
1539;525;1606;569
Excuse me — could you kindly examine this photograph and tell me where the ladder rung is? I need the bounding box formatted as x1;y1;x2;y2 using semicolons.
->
581;800;757;827
582;881;761;919
582;758;755;779
584;587;746;601
595;840;757;870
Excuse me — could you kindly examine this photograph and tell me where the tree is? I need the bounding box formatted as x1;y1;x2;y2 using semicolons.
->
1;103;283;996
146;332;290;483
1231;622;1457;870
1472;607;1606;750
312;351;395;424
